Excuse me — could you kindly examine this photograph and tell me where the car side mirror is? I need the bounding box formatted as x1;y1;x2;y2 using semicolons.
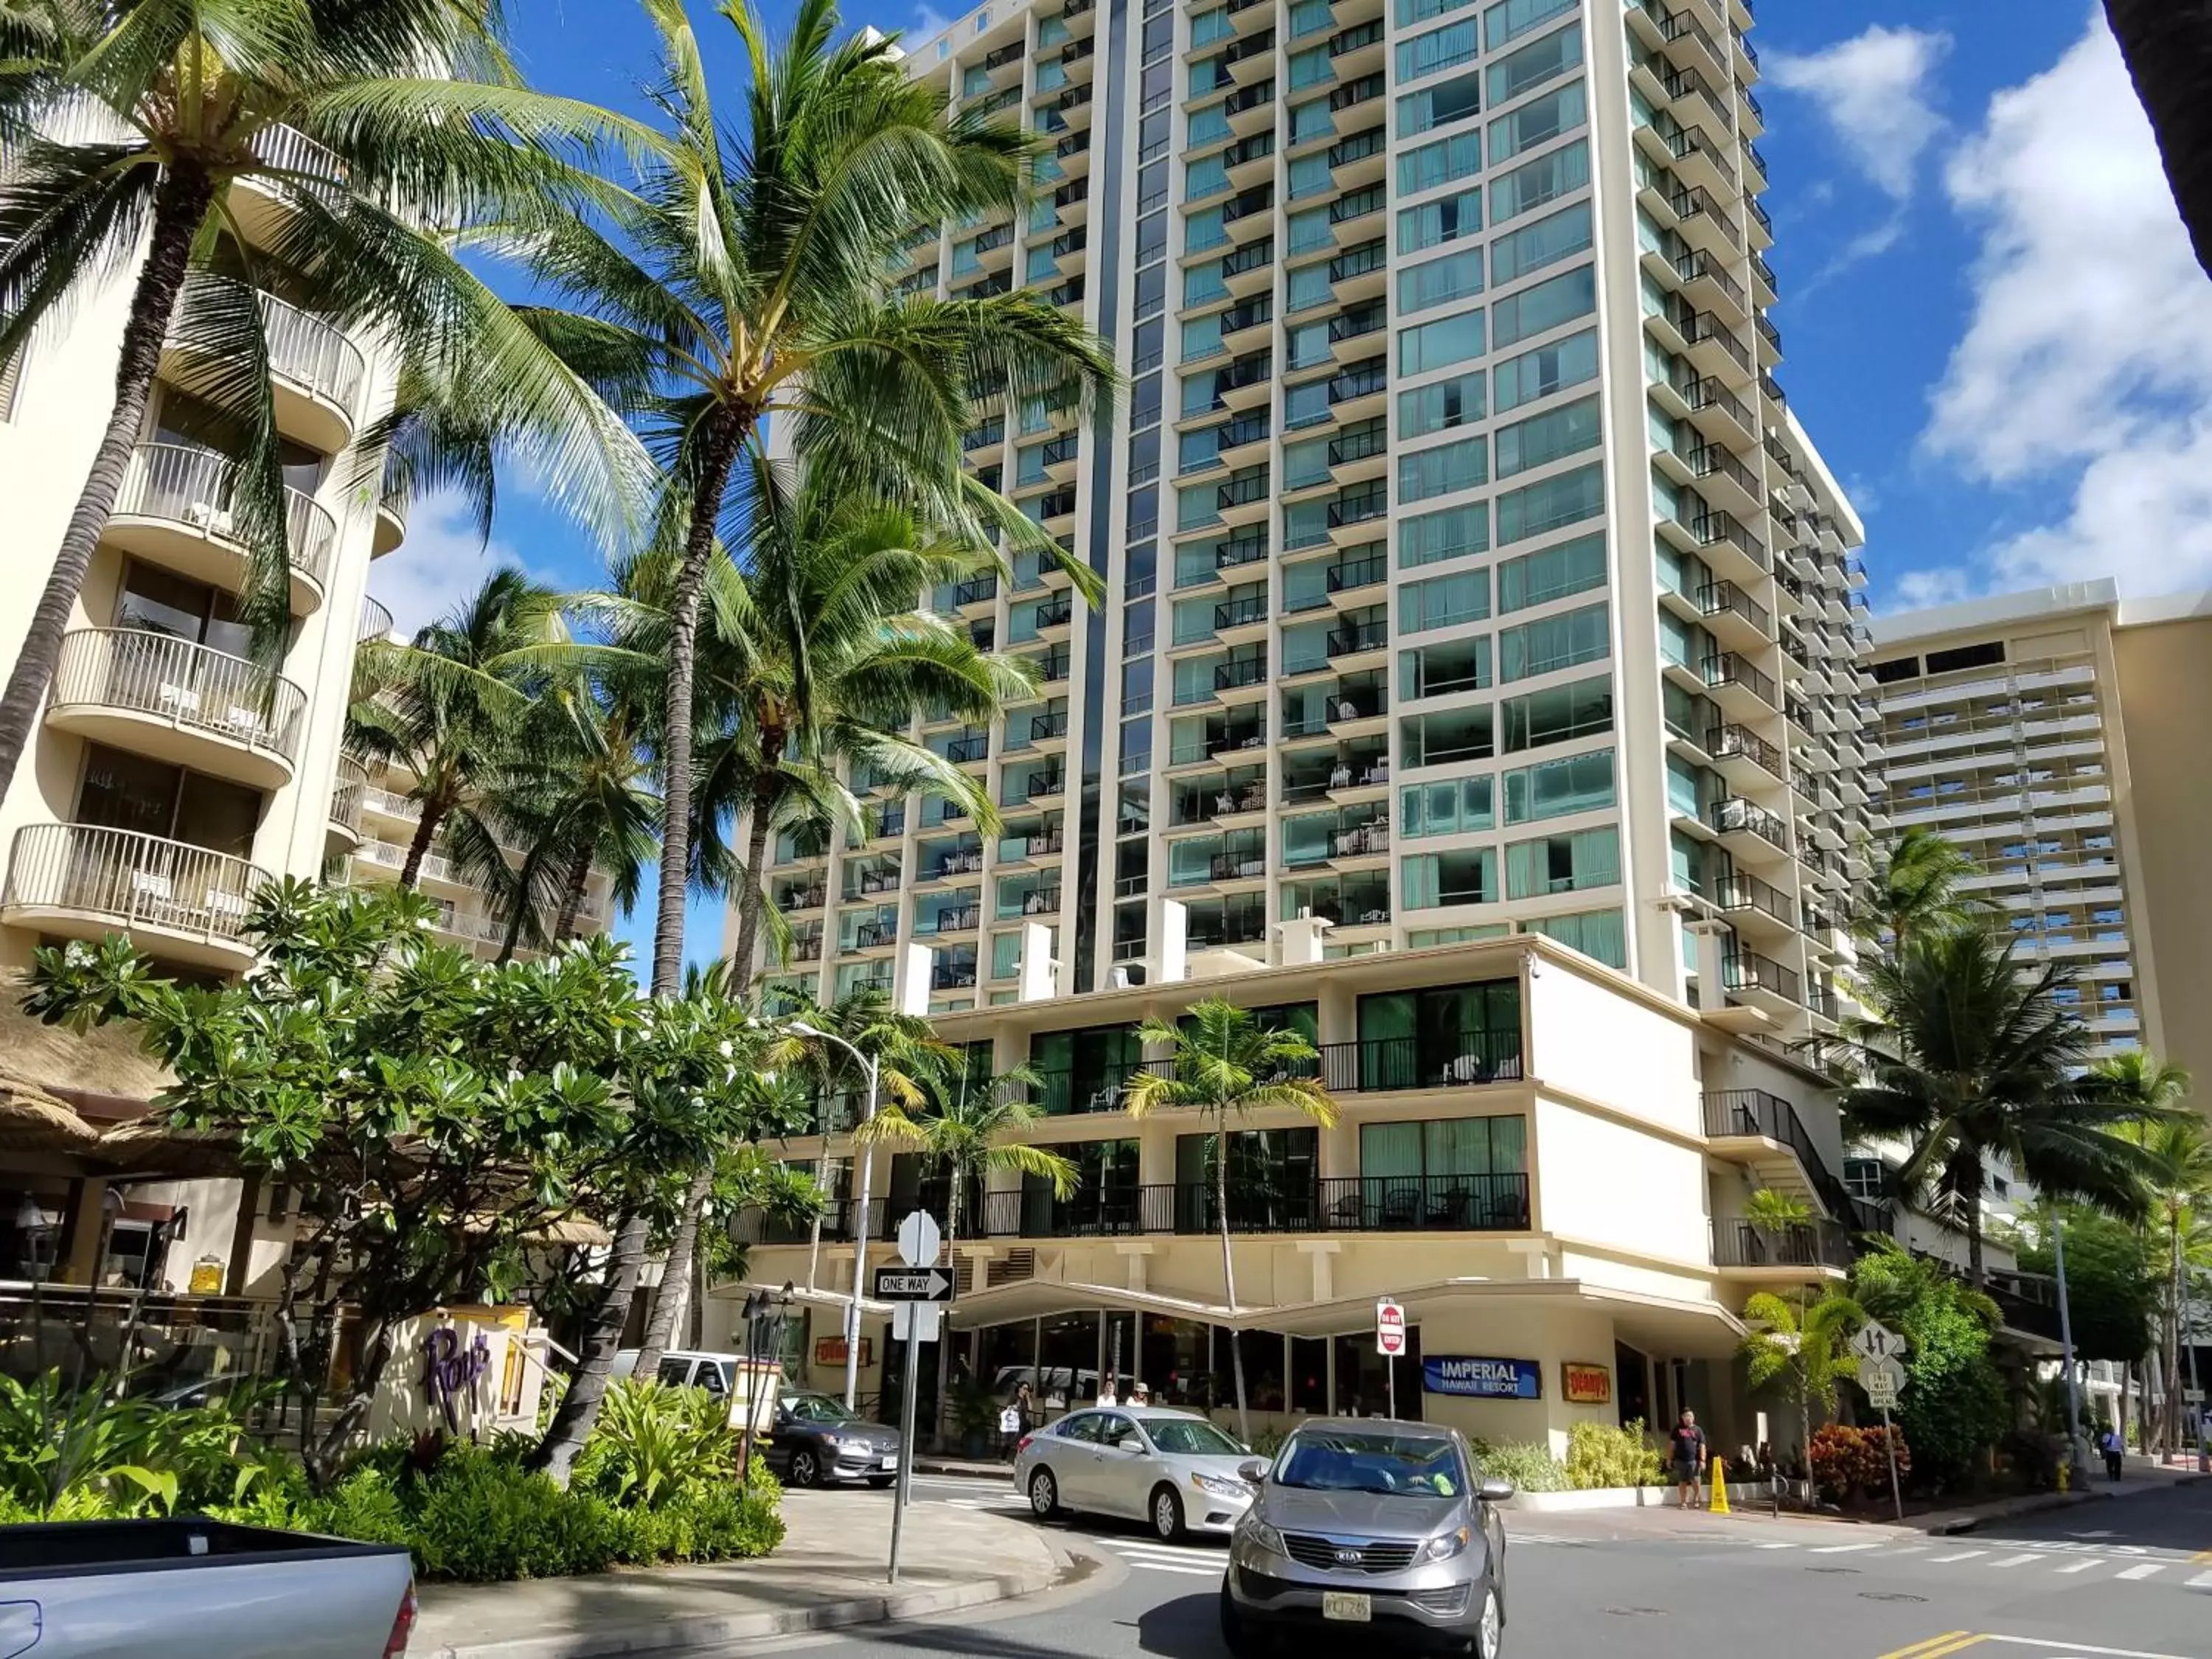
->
1238;1458;1270;1484
1478;1476;1516;1504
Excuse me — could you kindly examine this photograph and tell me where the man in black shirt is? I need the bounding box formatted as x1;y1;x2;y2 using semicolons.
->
1669;1409;1708;1510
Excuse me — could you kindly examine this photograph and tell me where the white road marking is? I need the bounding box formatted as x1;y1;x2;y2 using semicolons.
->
2054;1557;2104;1573
1930;1550;1986;1563
2184;1569;2212;1589
1885;1546;1929;1557
1752;1541;1800;1550
1810;1542;1884;1554
1981;1637;2189;1658
1986;1553;2042;1568
2115;1562;2165;1580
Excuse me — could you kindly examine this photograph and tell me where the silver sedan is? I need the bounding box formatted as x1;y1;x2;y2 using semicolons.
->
1013;1405;1257;1542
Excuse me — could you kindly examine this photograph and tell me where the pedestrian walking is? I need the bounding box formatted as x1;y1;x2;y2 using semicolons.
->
2101;1425;2125;1481
1668;1409;1708;1509
1096;1370;1119;1408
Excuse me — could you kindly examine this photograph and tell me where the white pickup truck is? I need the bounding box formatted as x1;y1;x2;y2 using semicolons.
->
0;1518;417;1658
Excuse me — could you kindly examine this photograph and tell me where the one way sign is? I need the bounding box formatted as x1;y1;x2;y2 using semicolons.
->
873;1266;954;1302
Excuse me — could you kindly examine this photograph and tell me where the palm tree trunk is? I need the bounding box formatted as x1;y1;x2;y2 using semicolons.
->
2167;1220;2185;1457
728;772;780;983
1217;1135;1250;1444
0;165;215;804
493;877;532;965
398;801;445;891
552;844;594;942
650;404;751;1001
528;1208;650;1484
2102;0;2212;280
636;1167;714;1377
934;1164;962;1453
1966;1202;1986;1290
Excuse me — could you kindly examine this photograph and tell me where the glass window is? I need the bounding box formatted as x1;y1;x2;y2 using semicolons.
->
1401;568;1491;632
1498;601;1608;681
1396;18;1478;83
1397;187;1482;254
1398;248;1484;316
1486;79;1585;163
1503;747;1615;823
1500;674;1613;751
1495;461;1604;543
1395;71;1482;138
1520;907;1625;969
1399;0;1475;23
1401;775;1495;837
1505;825;1618;898
1492;327;1599;413
1491;264;1596;349
1484;0;1575;49
1397;129;1482;196
1399;502;1489;568
1399;310;1486;376
1493;393;1601;478
1486;21;1582;105
1398;436;1487;504
1399;369;1486;438
1489;200;1593;285
1489;138;1589;224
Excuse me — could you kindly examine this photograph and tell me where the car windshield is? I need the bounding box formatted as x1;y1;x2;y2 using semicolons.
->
785;1393;860;1425
1275;1431;1464;1498
1147;1419;1244;1456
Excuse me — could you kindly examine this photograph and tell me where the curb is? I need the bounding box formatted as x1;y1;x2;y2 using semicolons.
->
421;1544;1073;1659
912;1460;1019;1481
1927;1472;2205;1536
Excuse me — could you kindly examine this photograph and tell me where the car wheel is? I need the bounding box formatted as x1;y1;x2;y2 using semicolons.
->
1472;1584;1503;1659
790;1448;824;1489
1029;1467;1060;1520
1150;1485;1186;1543
1218;1581;1255;1659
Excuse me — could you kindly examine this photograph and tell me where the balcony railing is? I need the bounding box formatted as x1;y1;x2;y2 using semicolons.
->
114;442;337;591
1;823;268;950
1723;947;1801;1004
1713;1218;1851;1270
49;628;308;765
1316;1030;1523;1091
1703;1088;1885;1231
329;752;369;835
1707;794;1790;852
358;594;394;643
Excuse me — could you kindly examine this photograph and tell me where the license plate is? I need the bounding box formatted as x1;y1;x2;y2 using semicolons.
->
1322;1593;1371;1623
878;1455;900;1470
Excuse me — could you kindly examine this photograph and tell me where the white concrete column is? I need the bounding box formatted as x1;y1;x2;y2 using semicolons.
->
1158;900;1189;983
897;942;933;1016
1686;918;1731;1012
1276;913;1333;966
1018;920;1057;1002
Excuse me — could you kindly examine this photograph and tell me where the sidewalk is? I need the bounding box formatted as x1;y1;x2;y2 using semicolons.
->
409;1490;1071;1659
1694;1458;2205;1540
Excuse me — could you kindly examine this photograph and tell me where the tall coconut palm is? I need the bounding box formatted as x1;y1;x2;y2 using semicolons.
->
1121;1001;1337;1442
521;0;1115;1006
1834;928;2168;1286
2103;1;2212;280
346;568;560;890
1851;827;1980;951
0;0;653;802
2099;1054;2208;1455
858;1060;1074;1450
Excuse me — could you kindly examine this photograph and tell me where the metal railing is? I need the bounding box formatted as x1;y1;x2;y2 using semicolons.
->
51;628;307;764
358;594;394;643
1;823;269;947
328;753;369;835
257;289;366;417
114;442;336;590
1723;947;1801;1004
1316;1030;1523;1092
1713;1218;1851;1270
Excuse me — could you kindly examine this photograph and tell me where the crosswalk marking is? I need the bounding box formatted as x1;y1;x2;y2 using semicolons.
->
1753;1541;1800;1550
2183;1570;2212;1589
2055;1557;2103;1573
1811;1542;1885;1554
2115;1563;2165;1580
1930;1551;1986;1564
1107;1541;1225;1579
1986;1554;2042;1569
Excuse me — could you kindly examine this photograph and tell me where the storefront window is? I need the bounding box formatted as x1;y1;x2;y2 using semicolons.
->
1235;1329;1287;1412
1333;1326;1423;1419
1290;1336;1329;1413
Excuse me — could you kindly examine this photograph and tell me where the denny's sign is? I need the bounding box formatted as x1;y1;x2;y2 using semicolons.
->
1560;1362;1613;1405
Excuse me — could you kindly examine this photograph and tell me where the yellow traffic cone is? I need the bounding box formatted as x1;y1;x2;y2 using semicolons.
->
1709;1456;1730;1512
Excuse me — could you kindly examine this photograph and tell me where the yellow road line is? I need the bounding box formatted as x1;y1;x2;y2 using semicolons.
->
1876;1635;1980;1659
2189;1548;2212;1564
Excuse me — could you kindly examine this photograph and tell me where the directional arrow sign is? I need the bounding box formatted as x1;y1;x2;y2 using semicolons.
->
1848;1320;1908;1363
873;1265;953;1302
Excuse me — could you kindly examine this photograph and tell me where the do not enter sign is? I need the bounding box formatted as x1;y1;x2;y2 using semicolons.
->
1376;1298;1408;1357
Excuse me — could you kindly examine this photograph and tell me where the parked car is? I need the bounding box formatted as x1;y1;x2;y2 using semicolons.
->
613;1348;741;1397
1220;1419;1513;1658
0;1517;417;1658
764;1390;903;1489
1013;1405;1256;1542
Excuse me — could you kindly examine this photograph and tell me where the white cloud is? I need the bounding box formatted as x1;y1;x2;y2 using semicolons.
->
369;487;532;640
1921;17;2212;598
1766;26;1952;200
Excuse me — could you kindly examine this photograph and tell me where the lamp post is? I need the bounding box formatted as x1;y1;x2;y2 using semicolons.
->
790;1022;881;1411
2051;1208;2090;1484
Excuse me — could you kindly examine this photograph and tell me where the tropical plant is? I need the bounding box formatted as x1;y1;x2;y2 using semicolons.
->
580;1380;738;1509
24;881;804;1485
1741;1287;1865;1472
1807;1422;1911;1506
1850;1240;2009;1489
1467;1439;1570;1494
2102;1;2212;280
1831;927;2167;1284
0;0;651;805
1562;1419;1663;1491
1121;1000;1336;1441
858;1058;1075;1450
1850;826;1980;950
2099;1054;2211;1455
347;568;568;890
2017;1203;2157;1369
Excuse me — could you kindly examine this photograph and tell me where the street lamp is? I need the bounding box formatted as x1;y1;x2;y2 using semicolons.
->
738;1281;796;1478
789;1021;880;1411
2051;1208;2091;1484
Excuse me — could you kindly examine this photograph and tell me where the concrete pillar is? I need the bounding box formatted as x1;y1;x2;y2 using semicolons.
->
1276;913;1333;967
1686;918;1731;1011
1017;921;1057;1002
60;1178;108;1286
1158;900;1189;983
897;942;932;1016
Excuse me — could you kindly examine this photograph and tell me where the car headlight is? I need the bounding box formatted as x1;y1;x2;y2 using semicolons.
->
1420;1526;1471;1562
1241;1517;1287;1557
1193;1472;1251;1500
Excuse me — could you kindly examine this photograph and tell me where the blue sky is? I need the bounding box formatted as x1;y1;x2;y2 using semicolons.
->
377;1;2210;968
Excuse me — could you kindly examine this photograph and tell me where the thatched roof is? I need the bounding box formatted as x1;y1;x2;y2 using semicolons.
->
0;1072;102;1155
0;975;172;1107
92;1119;245;1180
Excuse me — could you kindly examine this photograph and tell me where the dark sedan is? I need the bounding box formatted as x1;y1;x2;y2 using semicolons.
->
765;1390;904;1489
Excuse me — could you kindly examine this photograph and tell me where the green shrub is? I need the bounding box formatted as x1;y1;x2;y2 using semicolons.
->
302;1467;416;1549
1565;1419;1663;1490
406;1447;616;1582
577;1381;737;1509
1470;1439;1569;1493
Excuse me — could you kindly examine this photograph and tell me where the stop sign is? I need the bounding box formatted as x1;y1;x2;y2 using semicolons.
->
1376;1298;1407;1357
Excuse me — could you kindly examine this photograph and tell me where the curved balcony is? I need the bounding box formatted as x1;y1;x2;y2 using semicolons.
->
164;282;364;453
373;467;408;558
327;752;370;853
1;822;268;970
232;124;347;249
105;442;335;614
46;628;307;789
358;593;394;644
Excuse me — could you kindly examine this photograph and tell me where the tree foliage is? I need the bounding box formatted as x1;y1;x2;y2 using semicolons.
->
1849;1242;2008;1489
2018;1206;2157;1366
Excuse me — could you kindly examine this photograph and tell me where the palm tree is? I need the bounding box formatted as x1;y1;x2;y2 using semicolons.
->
1833;928;2168;1286
2100;1054;2208;1455
1740;1287;1865;1478
1851;827;1980;950
521;0;1115;1002
346;568;561;890
0;0;652;803
1121;1001;1337;1442
2103;1;2212;280
858;1060;1075;1450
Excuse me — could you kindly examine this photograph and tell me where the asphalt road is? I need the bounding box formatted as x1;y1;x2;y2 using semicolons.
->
746;1474;2212;1659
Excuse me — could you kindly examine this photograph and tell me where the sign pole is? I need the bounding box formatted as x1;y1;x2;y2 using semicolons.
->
1880;1402;1904;1523
888;1312;922;1585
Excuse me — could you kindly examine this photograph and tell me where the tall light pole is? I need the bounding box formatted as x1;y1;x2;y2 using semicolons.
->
791;1021;880;1411
2051;1207;2090;1483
